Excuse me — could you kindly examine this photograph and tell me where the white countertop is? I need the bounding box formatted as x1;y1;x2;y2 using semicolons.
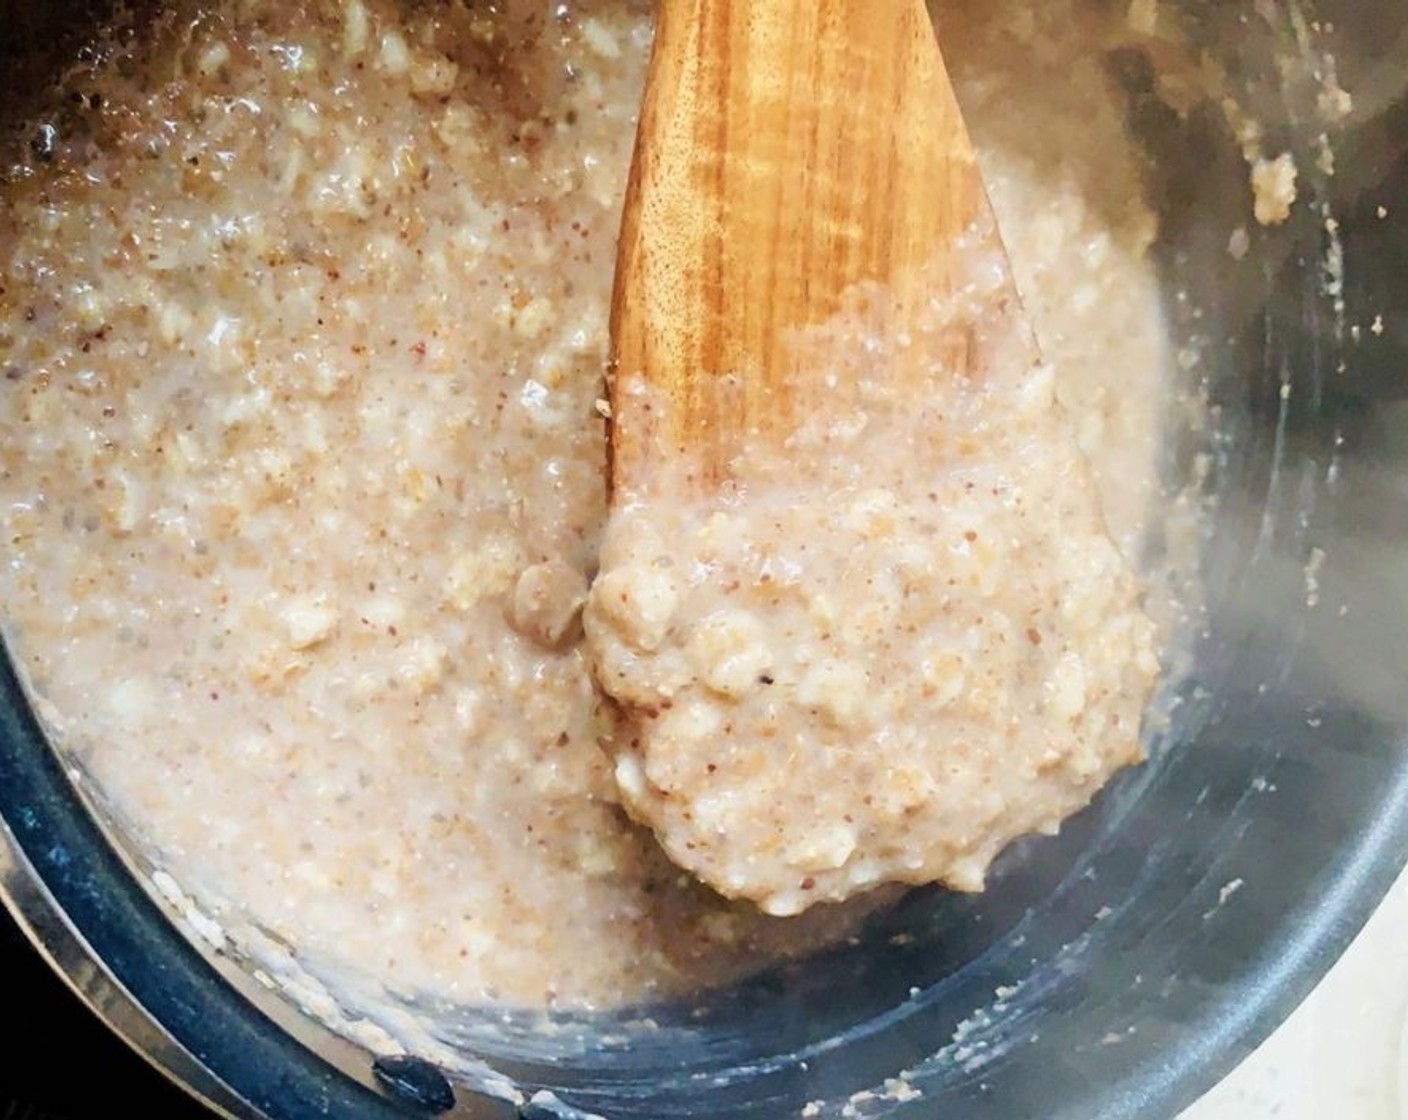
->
1182;862;1408;1119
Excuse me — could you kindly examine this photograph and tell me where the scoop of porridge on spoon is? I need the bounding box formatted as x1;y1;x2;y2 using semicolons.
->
586;0;1159;916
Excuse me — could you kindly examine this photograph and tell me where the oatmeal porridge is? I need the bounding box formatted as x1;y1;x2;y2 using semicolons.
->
0;0;1172;1008
588;229;1159;915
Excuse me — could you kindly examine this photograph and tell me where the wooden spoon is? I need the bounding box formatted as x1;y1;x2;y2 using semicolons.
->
586;0;1140;917
608;0;1020;493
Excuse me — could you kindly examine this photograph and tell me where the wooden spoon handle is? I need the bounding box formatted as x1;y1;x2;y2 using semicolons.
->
609;0;990;491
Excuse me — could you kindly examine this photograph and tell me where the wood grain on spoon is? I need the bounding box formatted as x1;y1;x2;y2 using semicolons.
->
609;0;1012;493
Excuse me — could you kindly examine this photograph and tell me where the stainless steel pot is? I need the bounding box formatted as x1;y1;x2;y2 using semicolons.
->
3;1;1407;1117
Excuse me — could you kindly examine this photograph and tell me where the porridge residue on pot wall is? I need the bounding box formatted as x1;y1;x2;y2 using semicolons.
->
0;0;1172;1009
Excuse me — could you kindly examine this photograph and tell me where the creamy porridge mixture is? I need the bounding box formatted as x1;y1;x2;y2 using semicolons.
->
589;227;1159;915
0;0;1171;1008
